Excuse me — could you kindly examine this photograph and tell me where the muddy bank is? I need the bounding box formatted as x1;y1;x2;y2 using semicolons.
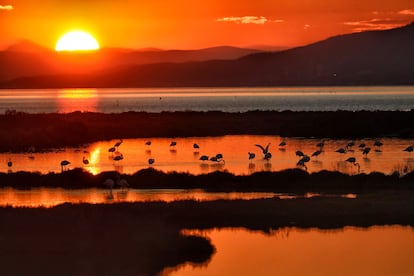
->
1;110;414;152
1;168;414;194
1;193;414;275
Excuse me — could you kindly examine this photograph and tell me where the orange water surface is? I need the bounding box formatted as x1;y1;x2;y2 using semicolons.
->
2;135;413;175
166;226;414;276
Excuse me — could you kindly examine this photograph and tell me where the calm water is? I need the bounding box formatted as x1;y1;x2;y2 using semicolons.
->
2;136;413;175
166;226;414;276
1;86;414;113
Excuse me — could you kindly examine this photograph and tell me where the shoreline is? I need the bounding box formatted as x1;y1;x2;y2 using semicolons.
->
1;110;414;152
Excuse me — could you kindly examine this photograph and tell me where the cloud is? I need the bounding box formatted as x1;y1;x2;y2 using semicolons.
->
399;9;414;15
0;5;13;11
343;18;408;32
216;16;283;25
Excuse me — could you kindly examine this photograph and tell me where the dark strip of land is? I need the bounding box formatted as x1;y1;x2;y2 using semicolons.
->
1;110;414;152
1;193;414;275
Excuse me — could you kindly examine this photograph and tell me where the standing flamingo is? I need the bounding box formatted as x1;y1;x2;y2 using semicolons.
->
145;141;152;146
199;155;209;161
82;157;89;165
345;157;360;174
60;160;70;172
374;139;383;152
255;143;271;155
148;158;155;166
7;159;12;168
103;178;115;199
193;143;200;151
114;139;123;150
403;146;414;157
248;152;255;162
362;147;371;157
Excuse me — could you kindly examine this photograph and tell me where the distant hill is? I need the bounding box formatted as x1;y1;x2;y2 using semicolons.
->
1;22;414;88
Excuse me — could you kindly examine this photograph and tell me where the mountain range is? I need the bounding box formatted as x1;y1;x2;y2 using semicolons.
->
1;22;414;88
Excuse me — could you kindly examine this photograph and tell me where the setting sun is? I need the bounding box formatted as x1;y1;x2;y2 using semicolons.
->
55;31;100;51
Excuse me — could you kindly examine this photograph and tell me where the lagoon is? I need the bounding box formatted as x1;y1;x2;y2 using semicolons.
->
1;86;414;114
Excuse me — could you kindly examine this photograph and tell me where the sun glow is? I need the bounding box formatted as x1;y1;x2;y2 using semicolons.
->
55;31;100;51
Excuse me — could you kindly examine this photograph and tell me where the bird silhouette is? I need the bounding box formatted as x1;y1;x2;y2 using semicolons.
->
374;139;383;151
108;147;116;155
362;147;371;157
114;139;123;149
255;143;270;155
345;157;360;173
82;156;89;165
346;141;355;151
295;150;305;157
296;159;308;171
311;150;322;159
279;140;286;147
60;160;70;171
145;141;152;146
103;178;115;199
170;141;177;147
193;143;200;151
316;141;325;150
148;158;155;166
199;155;209;161
113;154;124;162
403;146;413;156
264;152;272;161
248;152;255;162
7;159;12;168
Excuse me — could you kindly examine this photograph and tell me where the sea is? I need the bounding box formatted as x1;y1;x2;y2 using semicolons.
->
1;86;414;113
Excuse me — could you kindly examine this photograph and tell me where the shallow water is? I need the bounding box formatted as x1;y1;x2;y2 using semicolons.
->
1;86;414;113
2;135;413;175
0;187;279;207
166;226;414;276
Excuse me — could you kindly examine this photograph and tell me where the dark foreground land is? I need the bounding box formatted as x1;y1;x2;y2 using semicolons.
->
1;192;414;276
1;110;414;152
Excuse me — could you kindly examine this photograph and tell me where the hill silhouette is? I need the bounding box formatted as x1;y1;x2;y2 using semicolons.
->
1;22;414;88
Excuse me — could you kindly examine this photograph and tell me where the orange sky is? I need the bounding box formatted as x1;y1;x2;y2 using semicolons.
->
1;0;414;50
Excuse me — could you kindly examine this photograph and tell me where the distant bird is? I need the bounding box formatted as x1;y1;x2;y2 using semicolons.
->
335;148;347;154
311;150;322;159
148;158;155;166
145;141;152;146
264;152;272;161
362;147;371;157
60;160;70;171
359;143;366;149
216;153;223;160
255;143;271;155
199;155;209;161
248;152;255;162
103;178;115;200
296;159;308;171
113;154;124;162
346;157;360;173
193;143;200;151
346;141;355;151
316;141;325;150
7;159;12;168
301;155;310;163
295;150;304;157
116;177;129;190
403;146;414;156
82;156;89;165
279;140;286;147
114;139;123;149
210;156;225;163
170;141;177;147
374;139;383;151
108;147;116;154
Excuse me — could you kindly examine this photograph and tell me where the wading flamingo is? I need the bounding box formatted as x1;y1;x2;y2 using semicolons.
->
345;157;360;174
60;160;70;172
82;157;89;165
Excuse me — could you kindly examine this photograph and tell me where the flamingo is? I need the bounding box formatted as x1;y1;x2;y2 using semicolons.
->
359;143;366;149
170;141;177;147
114;139;123;149
210;156;225;164
108;147;116;155
248;152;255;162
199;155;209;161
316;141;325;150
113;154;124;163
60;160;70;171
145;141;152;146
148;158;155;166
116;177;129;190
279;140;286;147
296;159;308;171
216;153;223;160
103;178;115;199
403;146;413;157
311;150;322;159
7;159;12;168
345;157;360;173
346;141;355;151
362;147;371;157
374;139;383;152
193;143;200;151
255;143;271;155
264;152;272;161
82;156;89;165
295;150;304;158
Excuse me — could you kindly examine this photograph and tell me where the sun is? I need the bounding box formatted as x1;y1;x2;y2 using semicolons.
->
55;31;100;52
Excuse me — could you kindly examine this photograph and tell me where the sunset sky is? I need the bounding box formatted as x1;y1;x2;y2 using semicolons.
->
1;0;414;50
